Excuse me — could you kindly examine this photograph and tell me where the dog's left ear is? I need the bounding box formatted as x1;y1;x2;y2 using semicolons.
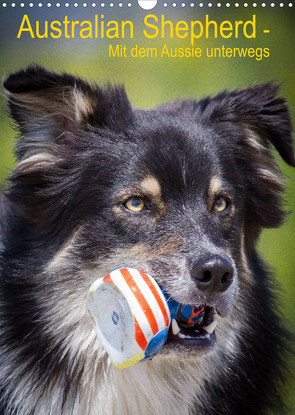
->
201;83;294;228
202;83;295;167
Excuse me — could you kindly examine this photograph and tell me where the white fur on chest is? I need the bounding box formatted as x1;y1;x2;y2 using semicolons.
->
88;357;203;415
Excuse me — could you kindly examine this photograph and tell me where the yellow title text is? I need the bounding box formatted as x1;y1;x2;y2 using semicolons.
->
17;14;257;44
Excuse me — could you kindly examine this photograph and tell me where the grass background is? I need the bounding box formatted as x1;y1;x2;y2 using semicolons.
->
0;3;294;413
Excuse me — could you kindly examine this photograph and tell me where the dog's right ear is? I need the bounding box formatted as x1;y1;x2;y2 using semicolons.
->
4;64;132;161
4;65;133;228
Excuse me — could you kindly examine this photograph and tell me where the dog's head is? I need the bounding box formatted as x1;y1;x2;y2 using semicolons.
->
4;65;294;358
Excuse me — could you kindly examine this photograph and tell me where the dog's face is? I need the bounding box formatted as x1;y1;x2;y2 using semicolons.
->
4;66;294;359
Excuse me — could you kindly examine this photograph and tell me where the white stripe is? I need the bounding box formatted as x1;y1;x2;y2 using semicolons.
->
140;270;171;323
131;269;167;329
110;269;153;343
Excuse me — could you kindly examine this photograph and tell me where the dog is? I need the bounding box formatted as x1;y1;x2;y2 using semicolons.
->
0;65;294;415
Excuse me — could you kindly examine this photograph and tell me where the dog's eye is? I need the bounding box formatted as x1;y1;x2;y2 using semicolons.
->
214;197;228;212
124;197;146;213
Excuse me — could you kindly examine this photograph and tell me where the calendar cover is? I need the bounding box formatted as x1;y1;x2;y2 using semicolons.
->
0;1;294;414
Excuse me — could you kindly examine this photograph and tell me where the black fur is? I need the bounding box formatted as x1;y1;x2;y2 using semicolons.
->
0;65;294;415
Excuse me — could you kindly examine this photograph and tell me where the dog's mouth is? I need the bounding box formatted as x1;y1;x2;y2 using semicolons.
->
167;304;216;348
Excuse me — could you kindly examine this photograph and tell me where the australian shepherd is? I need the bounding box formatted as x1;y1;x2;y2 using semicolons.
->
0;65;294;415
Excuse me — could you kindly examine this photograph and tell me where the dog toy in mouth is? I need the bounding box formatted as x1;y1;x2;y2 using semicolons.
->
87;267;205;368
166;299;205;328
87;267;171;368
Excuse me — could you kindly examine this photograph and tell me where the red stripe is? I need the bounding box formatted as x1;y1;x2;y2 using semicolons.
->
120;268;159;335
187;306;205;326
133;316;148;350
139;271;170;327
103;274;113;284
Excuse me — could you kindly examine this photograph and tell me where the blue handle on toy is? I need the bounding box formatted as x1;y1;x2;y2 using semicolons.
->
161;290;205;327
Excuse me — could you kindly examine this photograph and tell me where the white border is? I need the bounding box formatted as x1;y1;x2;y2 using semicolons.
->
1;2;293;8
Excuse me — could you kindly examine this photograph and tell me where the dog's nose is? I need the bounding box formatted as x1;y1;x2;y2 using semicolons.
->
191;255;234;293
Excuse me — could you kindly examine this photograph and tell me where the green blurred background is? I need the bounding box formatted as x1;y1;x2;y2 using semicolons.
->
0;3;294;413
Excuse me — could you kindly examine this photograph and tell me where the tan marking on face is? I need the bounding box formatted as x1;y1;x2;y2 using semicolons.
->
139;176;162;199
152;236;181;255
114;176;167;220
129;238;180;258
130;237;181;257
208;176;236;219
47;228;80;271
107;238;181;264
209;175;223;197
127;243;151;259
140;176;167;218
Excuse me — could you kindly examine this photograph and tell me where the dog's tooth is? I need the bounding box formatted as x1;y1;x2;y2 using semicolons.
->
178;333;192;339
199;334;210;339
204;320;217;335
172;319;181;335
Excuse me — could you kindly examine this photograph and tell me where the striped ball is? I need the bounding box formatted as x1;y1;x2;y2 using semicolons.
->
87;267;171;368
